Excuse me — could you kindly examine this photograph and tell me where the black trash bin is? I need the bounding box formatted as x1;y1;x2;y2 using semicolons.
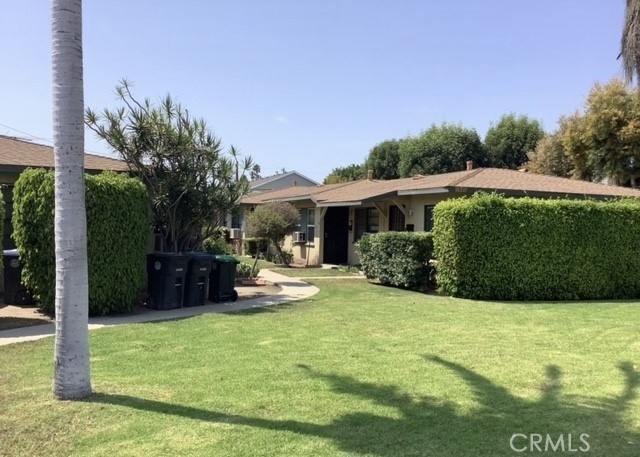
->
184;252;215;307
208;255;239;303
3;249;34;306
147;253;190;310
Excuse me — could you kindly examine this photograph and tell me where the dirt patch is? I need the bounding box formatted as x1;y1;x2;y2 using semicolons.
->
0;305;52;331
235;283;282;300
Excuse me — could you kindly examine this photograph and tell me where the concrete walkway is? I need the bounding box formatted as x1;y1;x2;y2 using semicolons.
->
0;270;319;347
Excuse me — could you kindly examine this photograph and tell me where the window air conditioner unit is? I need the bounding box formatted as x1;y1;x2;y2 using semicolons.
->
229;228;242;239
293;231;307;243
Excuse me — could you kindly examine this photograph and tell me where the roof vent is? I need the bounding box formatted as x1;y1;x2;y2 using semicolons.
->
367;169;374;180
293;180;298;186
466;160;474;171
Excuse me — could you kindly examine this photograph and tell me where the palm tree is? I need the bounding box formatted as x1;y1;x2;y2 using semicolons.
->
51;0;91;399
621;0;640;84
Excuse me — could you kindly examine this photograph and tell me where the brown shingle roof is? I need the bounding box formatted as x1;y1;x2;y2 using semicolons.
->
0;135;129;172
241;167;640;206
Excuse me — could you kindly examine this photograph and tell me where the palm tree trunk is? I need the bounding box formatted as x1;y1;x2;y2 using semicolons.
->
52;0;91;399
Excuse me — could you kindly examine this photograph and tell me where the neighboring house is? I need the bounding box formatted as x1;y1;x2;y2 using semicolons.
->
0;135;129;249
226;170;319;237
249;171;318;194
240;164;640;266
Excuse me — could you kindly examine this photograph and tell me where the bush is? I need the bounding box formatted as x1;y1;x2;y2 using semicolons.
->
236;262;259;279
203;235;231;255
13;169;150;315
243;238;264;256
356;231;434;290
433;193;640;300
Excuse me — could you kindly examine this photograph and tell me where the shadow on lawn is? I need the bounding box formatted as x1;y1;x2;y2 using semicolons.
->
90;357;640;456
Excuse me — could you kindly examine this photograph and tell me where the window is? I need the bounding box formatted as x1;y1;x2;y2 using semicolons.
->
354;208;379;241
296;208;315;244
231;211;242;229
424;205;435;231
388;205;405;231
307;208;315;243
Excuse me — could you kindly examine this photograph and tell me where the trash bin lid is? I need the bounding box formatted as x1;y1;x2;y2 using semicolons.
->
214;255;239;264
3;249;19;256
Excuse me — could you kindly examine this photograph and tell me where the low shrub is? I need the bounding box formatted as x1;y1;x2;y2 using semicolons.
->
356;231;434;290
236;262;259;279
433;193;640;300
203;235;232;255
243;238;265;256
13;169;149;315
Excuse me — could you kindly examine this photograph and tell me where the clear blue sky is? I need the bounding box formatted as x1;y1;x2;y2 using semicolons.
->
0;1;627;182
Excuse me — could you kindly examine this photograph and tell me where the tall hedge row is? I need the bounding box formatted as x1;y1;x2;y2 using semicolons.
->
356;231;434;290
13;169;150;315
433;193;640;300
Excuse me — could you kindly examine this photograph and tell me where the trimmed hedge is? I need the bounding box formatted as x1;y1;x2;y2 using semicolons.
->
433;193;640;300
13;169;150;315
356;231;434;290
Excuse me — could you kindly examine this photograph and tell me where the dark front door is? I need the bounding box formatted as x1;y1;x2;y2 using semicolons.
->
323;207;349;264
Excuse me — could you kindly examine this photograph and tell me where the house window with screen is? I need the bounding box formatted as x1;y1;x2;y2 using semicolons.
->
354;208;379;241
388;205;405;231
424;205;435;231
231;211;242;229
307;208;315;243
296;208;315;244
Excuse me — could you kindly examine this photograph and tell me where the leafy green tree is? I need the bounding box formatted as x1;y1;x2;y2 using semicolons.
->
364;139;402;180
525;133;573;178
397;123;487;177
484;114;544;169
554;80;640;186
245;202;299;266
323;163;365;184
86;80;253;252
581;79;640;187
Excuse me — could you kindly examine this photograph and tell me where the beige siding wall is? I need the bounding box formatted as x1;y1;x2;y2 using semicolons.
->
277;192;464;266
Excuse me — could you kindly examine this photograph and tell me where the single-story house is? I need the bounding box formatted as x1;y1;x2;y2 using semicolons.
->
240;163;640;266
0;135;129;249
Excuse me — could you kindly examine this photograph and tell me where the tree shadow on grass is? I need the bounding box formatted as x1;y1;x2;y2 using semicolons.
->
90;357;640;456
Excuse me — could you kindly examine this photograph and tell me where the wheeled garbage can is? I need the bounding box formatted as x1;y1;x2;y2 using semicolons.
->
184;252;215;307
2;249;34;306
208;255;239;303
147;253;190;310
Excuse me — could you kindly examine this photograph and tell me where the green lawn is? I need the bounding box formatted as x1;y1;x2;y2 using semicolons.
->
269;268;361;278
1;280;639;456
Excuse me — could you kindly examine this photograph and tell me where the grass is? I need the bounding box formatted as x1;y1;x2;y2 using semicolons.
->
233;255;278;271
1;280;640;456
269;268;361;277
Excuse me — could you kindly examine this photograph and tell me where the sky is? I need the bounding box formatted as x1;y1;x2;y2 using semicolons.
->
0;1;628;182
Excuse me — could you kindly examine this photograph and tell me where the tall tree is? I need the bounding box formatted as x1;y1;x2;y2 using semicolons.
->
582;79;640;186
323;163;365;184
86;81;253;252
398;123;487;177
621;0;640;84
525;133;573;178
484;114;544;169
51;0;92;399
364;139;402;180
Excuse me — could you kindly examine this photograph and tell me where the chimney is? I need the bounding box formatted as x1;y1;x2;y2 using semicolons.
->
367;169;374;180
466;160;474;171
293;180;298;186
